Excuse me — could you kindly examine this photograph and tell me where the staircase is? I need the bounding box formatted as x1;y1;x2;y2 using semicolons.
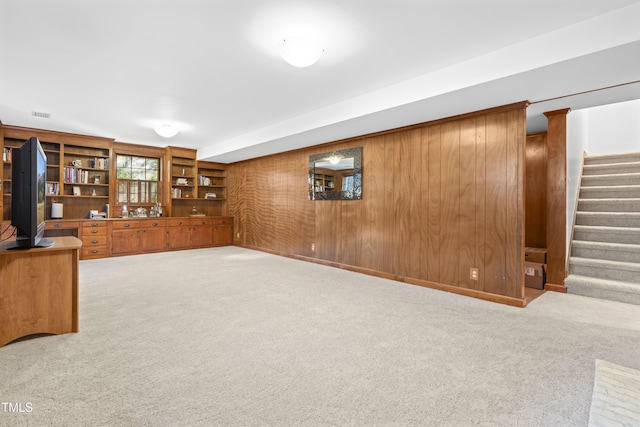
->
565;151;640;305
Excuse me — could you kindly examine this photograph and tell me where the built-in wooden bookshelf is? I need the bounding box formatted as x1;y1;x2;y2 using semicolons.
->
2;126;114;221
1;127;228;222
196;161;227;216
62;144;110;198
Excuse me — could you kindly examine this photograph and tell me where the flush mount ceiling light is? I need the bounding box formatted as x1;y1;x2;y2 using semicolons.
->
279;37;324;67
154;124;179;138
328;155;342;165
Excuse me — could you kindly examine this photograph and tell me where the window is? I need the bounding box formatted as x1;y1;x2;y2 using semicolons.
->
116;155;160;204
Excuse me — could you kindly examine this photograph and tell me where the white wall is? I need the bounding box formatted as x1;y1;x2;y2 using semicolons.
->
584;99;640;155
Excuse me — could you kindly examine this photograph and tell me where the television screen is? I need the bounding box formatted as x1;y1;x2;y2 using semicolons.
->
37;148;46;225
9;137;54;249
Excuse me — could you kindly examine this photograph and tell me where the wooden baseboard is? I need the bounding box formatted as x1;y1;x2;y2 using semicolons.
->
237;244;527;308
545;282;567;293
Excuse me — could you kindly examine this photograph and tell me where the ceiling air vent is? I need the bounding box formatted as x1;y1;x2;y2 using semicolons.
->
31;111;51;119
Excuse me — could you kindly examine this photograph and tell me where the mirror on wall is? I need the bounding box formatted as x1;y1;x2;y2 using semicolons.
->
309;147;362;200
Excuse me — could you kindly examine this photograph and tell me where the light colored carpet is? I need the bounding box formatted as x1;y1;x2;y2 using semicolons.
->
1;246;640;426
589;359;640;426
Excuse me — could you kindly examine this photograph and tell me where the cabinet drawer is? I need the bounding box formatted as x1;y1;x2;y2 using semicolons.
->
82;226;107;237
82;245;108;259
191;218;212;227
141;219;167;228
212;217;232;225
82;235;108;246
83;221;107;228
167;218;190;227
111;220;141;229
47;221;80;230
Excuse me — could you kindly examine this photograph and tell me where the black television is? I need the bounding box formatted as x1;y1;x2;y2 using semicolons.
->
10;137;54;249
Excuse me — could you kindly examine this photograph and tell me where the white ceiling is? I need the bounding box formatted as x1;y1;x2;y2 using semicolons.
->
1;0;640;163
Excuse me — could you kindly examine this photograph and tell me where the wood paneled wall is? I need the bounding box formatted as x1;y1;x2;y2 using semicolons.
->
228;103;527;304
525;133;547;248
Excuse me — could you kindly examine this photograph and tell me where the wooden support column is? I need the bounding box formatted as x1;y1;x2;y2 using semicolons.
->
544;109;570;292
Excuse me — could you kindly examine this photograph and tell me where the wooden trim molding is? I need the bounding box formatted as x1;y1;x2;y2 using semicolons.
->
238;244;527;307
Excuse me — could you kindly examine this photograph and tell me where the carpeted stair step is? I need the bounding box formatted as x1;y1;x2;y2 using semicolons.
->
577;198;640;212
565;274;640;305
571;240;640;263
580;185;640;199
573;225;640;245
581;173;640;187
575;212;640;228
568;257;640;283
582;161;640;176
584;152;640;165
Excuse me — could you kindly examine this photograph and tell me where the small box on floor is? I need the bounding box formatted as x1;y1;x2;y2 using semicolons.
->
525;247;547;263
525;261;545;290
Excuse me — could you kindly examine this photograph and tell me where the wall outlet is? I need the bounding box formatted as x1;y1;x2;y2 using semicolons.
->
470;268;479;281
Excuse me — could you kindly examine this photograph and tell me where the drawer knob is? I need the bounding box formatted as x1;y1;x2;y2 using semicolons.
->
54;223;62;228
91;250;98;254
177;221;182;225
124;224;130;227
152;223;158;227
91;229;98;233
91;240;99;244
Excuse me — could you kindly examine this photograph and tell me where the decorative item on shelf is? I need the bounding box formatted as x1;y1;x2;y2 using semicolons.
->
51;202;63;219
94;176;100;184
121;204;128;218
89;211;107;219
135;207;147;217
73;186;81;196
190;206;205;217
71;159;82;167
91;188;96;197
204;193;217;199
176;178;188;186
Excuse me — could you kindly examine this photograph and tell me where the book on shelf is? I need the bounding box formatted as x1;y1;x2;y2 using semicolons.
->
64;167;90;183
47;182;60;195
89;157;109;169
198;175;212;186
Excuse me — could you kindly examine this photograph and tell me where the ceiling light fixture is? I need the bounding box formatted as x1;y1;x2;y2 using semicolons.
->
279;37;324;68
154;124;179;138
328;155;341;165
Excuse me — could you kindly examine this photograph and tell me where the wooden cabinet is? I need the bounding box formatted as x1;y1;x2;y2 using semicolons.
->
140;219;168;252
167;218;192;249
167;218;215;249
0;236;81;347
81;220;108;259
110;220;142;255
191;218;213;247
213;216;233;246
110;216;231;257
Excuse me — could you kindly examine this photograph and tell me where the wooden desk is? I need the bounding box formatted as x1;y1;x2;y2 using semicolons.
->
0;236;81;347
